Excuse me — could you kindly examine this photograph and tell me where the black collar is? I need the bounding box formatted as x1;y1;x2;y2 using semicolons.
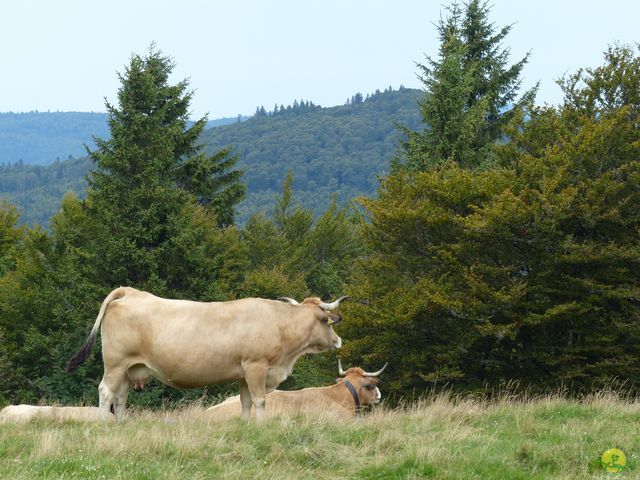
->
343;380;361;415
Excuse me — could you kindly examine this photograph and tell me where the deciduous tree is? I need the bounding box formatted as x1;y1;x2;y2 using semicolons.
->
346;45;640;396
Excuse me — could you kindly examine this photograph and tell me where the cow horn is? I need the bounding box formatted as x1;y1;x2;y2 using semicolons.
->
319;296;350;311
364;363;388;377
278;297;300;305
338;358;347;376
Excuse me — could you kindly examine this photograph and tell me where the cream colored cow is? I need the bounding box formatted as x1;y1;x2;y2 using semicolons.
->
66;288;347;421
207;360;387;419
0;405;114;423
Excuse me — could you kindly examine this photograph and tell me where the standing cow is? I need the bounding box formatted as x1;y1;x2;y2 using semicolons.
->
66;288;347;421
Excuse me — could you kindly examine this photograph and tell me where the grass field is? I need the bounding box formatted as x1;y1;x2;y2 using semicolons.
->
0;392;638;479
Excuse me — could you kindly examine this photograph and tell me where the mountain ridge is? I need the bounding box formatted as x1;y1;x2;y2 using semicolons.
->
0;112;249;166
0;87;423;226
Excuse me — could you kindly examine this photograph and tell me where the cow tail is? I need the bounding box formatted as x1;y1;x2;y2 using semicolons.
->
65;287;127;373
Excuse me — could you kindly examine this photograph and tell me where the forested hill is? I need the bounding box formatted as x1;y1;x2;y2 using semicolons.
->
0;112;109;165
0;112;247;166
0;157;92;226
0;87;422;226
202;87;422;221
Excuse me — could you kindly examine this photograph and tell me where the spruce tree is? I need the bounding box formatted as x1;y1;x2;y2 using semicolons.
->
401;0;535;170
86;46;244;297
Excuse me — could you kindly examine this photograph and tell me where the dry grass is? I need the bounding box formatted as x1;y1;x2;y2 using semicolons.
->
1;392;638;479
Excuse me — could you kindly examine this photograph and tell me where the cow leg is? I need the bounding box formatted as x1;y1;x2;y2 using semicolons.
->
98;368;127;420
243;364;268;422
113;381;130;419
98;378;114;418
239;379;253;420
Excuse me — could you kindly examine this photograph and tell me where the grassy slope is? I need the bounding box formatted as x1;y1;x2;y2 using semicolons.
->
0;394;637;479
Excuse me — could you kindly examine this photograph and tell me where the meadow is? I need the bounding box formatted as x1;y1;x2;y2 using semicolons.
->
0;391;637;479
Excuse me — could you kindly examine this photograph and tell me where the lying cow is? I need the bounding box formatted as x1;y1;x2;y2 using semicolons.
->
0;405;114;423
66;288;347;421
207;360;387;419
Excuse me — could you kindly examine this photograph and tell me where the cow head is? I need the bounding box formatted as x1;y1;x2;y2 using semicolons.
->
337;359;388;406
278;296;349;352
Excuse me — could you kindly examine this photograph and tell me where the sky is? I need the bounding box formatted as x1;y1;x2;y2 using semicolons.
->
2;0;639;119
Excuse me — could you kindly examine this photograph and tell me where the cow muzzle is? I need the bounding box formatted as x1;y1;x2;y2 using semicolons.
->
333;336;342;349
373;387;382;404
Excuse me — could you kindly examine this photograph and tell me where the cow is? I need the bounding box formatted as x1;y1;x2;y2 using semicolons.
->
65;288;347;421
207;359;387;419
0;405;114;423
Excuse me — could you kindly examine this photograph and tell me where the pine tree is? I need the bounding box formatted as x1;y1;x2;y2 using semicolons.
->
86;46;244;296
401;0;535;170
176;145;245;228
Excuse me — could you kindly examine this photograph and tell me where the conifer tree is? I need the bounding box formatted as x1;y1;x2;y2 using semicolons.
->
401;0;535;170
86;46;244;296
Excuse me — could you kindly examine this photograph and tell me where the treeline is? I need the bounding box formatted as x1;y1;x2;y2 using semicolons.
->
342;5;640;395
1;1;639;409
254;87;399;118
254;99;321;117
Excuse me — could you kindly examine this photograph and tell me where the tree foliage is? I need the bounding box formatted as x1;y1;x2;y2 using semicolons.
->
0;158;91;227
241;172;362;302
345;44;640;397
400;0;534;170
85;46;245;297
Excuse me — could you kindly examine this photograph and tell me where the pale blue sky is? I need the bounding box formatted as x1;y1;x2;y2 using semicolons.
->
2;1;638;119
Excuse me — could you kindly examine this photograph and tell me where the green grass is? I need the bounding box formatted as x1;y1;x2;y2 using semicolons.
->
0;392;638;479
